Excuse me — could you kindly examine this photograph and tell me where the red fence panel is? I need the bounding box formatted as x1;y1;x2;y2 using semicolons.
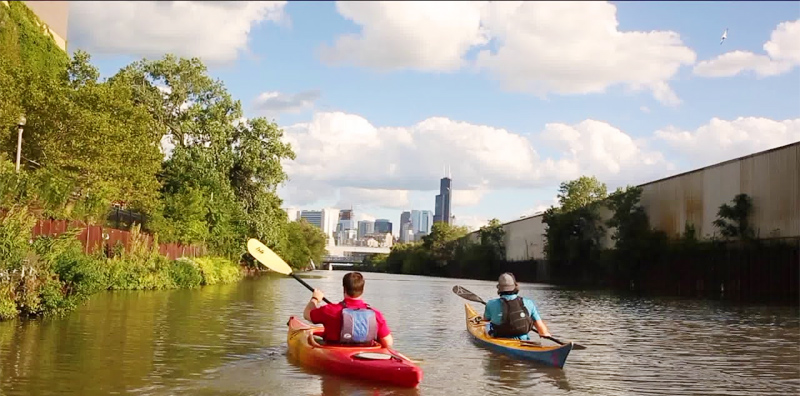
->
28;218;205;260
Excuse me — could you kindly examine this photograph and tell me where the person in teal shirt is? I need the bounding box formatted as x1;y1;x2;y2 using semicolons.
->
483;272;552;341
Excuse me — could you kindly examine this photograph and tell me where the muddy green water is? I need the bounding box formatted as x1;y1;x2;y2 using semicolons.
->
1;271;798;395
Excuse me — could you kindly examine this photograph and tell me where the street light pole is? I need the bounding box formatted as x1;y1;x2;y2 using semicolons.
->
15;115;26;173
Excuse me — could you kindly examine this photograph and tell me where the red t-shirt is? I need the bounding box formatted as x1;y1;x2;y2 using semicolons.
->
309;297;391;342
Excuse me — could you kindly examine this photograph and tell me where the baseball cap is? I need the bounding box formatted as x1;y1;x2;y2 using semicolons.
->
497;272;517;292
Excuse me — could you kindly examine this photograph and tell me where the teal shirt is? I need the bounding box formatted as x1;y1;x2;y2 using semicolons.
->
483;294;541;340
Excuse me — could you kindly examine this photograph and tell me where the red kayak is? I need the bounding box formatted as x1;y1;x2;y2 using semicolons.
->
286;316;423;388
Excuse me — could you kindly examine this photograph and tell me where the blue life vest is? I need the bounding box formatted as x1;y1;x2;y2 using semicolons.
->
340;301;378;344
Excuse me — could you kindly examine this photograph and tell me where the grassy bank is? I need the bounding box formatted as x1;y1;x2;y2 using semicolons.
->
0;207;243;321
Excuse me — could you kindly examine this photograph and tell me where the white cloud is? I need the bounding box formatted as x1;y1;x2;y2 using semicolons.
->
319;2;488;71
640;106;651;114
337;188;410;209
322;1;695;105
475;2;695;106
538;119;674;185
694;20;800;78
279;111;675;210
452;189;487;207
68;1;287;64
454;215;488;232
354;212;376;222
253;90;320;118
655;117;800;167
521;197;560;218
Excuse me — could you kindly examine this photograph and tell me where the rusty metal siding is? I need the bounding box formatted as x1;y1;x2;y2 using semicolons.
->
640;142;799;239
739;143;799;238
701;162;741;238
466;142;798;260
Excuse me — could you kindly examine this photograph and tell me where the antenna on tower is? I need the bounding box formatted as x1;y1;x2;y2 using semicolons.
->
448;164;452;179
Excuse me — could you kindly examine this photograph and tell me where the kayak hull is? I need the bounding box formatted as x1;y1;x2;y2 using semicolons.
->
464;303;573;368
286;316;423;388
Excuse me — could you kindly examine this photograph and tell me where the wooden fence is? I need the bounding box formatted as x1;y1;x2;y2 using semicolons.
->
31;218;206;260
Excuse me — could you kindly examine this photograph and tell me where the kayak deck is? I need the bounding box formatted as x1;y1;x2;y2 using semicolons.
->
464;303;573;368
286;316;423;388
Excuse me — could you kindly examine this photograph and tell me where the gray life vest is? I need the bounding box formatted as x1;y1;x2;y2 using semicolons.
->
340;301;378;344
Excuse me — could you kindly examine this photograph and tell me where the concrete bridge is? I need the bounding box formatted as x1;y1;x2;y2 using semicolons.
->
319;245;390;270
326;245;391;256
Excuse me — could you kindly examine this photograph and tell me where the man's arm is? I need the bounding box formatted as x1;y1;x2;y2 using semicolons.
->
375;311;393;348
303;289;325;322
526;298;552;337
482;300;494;321
379;334;393;348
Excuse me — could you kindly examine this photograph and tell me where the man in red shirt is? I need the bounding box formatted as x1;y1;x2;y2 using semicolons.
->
303;272;394;348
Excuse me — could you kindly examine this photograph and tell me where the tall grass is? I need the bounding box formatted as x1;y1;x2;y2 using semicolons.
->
0;212;244;321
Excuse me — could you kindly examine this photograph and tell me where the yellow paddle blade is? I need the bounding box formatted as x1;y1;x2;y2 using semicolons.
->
247;238;293;275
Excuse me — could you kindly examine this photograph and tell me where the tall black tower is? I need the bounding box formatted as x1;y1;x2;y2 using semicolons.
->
433;166;452;225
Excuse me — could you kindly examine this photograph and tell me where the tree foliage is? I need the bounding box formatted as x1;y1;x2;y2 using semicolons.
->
280;220;328;270
713;193;755;240
1;2;300;262
109;55;296;257
542;176;607;281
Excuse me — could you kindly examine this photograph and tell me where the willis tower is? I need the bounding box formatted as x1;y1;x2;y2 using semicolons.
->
433;165;452;225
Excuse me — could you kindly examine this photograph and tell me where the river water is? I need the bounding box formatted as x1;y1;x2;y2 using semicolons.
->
0;271;798;396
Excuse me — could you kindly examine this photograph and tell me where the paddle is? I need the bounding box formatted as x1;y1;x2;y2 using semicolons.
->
452;285;587;350
247;238;332;304
247;239;423;364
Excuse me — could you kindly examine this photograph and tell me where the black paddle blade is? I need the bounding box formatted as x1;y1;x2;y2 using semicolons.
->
452;285;487;305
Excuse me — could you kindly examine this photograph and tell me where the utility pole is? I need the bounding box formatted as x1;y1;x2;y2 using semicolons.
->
15;115;26;173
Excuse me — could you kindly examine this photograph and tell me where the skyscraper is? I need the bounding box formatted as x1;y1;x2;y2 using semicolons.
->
339;208;353;221
433;166;452;225
357;220;375;239
411;210;433;235
374;219;392;234
399;211;412;243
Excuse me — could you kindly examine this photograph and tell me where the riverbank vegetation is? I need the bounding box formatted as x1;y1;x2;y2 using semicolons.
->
0;2;322;320
361;174;798;303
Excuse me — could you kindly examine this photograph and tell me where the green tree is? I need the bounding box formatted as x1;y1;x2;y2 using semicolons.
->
556;176;608;212
479;218;505;262
542;176;607;282
421;222;469;271
712;193;755;240
281;220;328;270
111;55;295;256
605;185;666;280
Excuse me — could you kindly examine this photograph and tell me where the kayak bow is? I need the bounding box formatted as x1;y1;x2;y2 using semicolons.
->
464;304;573;368
286;316;423;388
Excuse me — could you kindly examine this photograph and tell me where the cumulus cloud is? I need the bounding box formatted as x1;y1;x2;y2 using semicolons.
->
319;1;487;71
68;1;287;64
321;1;695;105
454;215;489;232
655;117;800;167
538;119;674;185
253;90;320;118
337;188;410;209
452;189;487;207
694;20;800;78
521;197;560;218
278;111;676;210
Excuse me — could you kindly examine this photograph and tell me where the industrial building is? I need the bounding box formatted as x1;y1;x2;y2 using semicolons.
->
468;142;800;262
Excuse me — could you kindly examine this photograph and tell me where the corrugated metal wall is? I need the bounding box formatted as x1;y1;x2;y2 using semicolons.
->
639;142;799;239
469;142;799;261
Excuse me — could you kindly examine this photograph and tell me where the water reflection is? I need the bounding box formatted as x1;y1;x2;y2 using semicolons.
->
0;271;797;396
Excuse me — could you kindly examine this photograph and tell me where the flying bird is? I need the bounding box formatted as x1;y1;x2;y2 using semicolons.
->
720;28;728;45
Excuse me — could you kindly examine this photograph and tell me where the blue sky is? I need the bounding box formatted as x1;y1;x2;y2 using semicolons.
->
67;1;800;232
